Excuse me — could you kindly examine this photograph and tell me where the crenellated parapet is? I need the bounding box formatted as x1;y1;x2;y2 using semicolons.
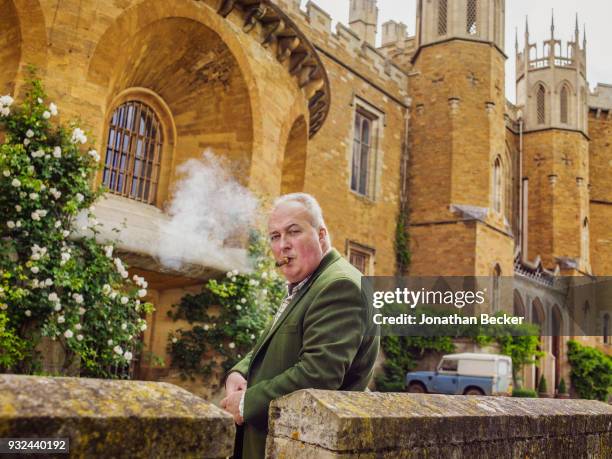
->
273;0;409;97
589;83;612;116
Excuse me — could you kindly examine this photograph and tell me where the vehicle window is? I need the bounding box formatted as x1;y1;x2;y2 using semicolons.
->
498;361;509;376
440;360;458;372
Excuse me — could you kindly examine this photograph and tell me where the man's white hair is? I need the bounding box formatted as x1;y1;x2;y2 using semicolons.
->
273;193;331;246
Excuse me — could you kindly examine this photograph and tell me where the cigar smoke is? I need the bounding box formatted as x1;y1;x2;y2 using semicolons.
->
157;150;259;272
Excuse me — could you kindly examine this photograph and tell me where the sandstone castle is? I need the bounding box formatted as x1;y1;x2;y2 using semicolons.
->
2;0;610;396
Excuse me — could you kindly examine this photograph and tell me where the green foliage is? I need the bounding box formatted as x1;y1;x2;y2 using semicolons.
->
557;377;567;394
537;374;548;393
375;334;455;392
394;207;411;275
167;232;285;381
567;340;612;401
0;75;153;378
0;312;28;370
512;388;537;398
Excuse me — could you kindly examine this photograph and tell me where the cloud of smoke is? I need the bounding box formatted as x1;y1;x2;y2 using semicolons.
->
156;150;259;272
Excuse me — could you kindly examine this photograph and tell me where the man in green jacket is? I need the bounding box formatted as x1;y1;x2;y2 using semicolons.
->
220;193;380;458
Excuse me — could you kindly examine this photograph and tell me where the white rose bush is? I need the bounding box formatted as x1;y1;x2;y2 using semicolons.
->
167;232;285;381
0;77;153;378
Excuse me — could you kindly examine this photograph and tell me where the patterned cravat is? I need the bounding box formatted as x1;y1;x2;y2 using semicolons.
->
270;274;312;328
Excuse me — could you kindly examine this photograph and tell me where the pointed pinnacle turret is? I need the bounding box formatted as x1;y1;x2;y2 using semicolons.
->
524;16;529;42
550;9;555;39
575;13;579;38
583;24;587;48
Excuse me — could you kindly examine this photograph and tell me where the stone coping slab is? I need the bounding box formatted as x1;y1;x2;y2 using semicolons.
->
0;374;234;458
267;389;612;457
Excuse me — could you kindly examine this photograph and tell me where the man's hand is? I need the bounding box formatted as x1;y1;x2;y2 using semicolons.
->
225;371;247;396
220;390;244;425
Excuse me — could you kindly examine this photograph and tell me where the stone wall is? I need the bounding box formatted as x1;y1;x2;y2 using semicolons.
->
266;389;612;458
0;374;234;458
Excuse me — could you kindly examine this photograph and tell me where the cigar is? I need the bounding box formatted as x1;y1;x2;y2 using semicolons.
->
275;257;290;267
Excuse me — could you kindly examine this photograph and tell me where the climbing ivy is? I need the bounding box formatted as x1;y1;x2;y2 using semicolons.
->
567;340;612;401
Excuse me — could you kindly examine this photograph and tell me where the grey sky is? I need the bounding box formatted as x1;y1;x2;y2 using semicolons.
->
301;1;612;103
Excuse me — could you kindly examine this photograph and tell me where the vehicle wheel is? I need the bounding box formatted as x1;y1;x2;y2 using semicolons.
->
464;387;485;396
407;382;426;393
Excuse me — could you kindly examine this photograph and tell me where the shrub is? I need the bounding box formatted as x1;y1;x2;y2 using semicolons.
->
567;340;612;401
512;388;537;398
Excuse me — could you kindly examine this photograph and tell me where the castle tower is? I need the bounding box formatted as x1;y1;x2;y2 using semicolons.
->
409;0;513;279
349;0;378;46
516;14;590;273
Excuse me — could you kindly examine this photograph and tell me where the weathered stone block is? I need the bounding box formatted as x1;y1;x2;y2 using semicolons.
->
0;375;235;458
266;389;612;458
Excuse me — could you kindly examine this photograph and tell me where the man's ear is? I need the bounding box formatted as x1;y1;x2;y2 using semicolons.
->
319;227;328;247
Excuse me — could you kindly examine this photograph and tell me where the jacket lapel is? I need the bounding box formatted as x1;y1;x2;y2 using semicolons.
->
248;249;341;366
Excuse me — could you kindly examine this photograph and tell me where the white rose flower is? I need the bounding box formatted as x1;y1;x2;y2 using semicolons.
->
232;269;239;275
15;205;21;212
0;95;14;107
75;323;82;330
104;246;113;258
236;305;242;311
6;221;15;229
113;345;123;355
78;307;86;315
71;128;87;144
30;266;39;274
140;323;147;331
52;146;61;158
172;337;178;344
48;292;59;302
226;271;232;278
102;284;111;295
76;334;83;341
107;339;114;346
54;303;62;311
26;129;34;138
45;278;53;286
0;304;7;310
124;351;133;361
73;293;84;304
231;276;237;282
250;334;256;340
61;252;71;264
110;292;118;300
31;253;41;261
120;296;129;305
42;111;51;119
37;97;43;104
29;193;39;200
62;230;70;238
54;220;62;228
88;150;100;162
75;193;84;203
240;298;247;304
31;211;40;221
49;103;58;116
2;170;9;177
15;220;21;228
25;310;32;317
203;324;210;331
23;139;30;146
261;272;268;279
138;289;147;298
228;342;236;349
64;329;73;339
11;178;20;187
57;315;65;324
121;323;127;330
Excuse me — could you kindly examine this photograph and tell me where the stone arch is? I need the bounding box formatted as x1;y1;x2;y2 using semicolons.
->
491;263;502;312
0;0;47;95
556;80;574;125
531;81;549;125
531;297;546;388
551;304;563;389
513;290;526;318
86;1;264;195
280;115;308;195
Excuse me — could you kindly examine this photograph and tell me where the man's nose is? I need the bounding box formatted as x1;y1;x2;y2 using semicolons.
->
280;234;291;251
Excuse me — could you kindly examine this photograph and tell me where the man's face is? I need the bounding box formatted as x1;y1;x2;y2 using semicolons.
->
268;201;326;284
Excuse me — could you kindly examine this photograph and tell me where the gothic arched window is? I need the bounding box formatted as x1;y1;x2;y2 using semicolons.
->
467;0;478;35
560;85;569;124
582;217;590;265
102;101;163;204
438;0;448;35
493;156;502;213
492;264;502;313
537;85;546;125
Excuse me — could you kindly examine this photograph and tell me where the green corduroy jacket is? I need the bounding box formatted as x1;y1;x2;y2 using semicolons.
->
228;249;380;459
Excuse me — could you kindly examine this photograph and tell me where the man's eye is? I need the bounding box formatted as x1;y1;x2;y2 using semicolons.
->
289;230;300;235
270;235;279;241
